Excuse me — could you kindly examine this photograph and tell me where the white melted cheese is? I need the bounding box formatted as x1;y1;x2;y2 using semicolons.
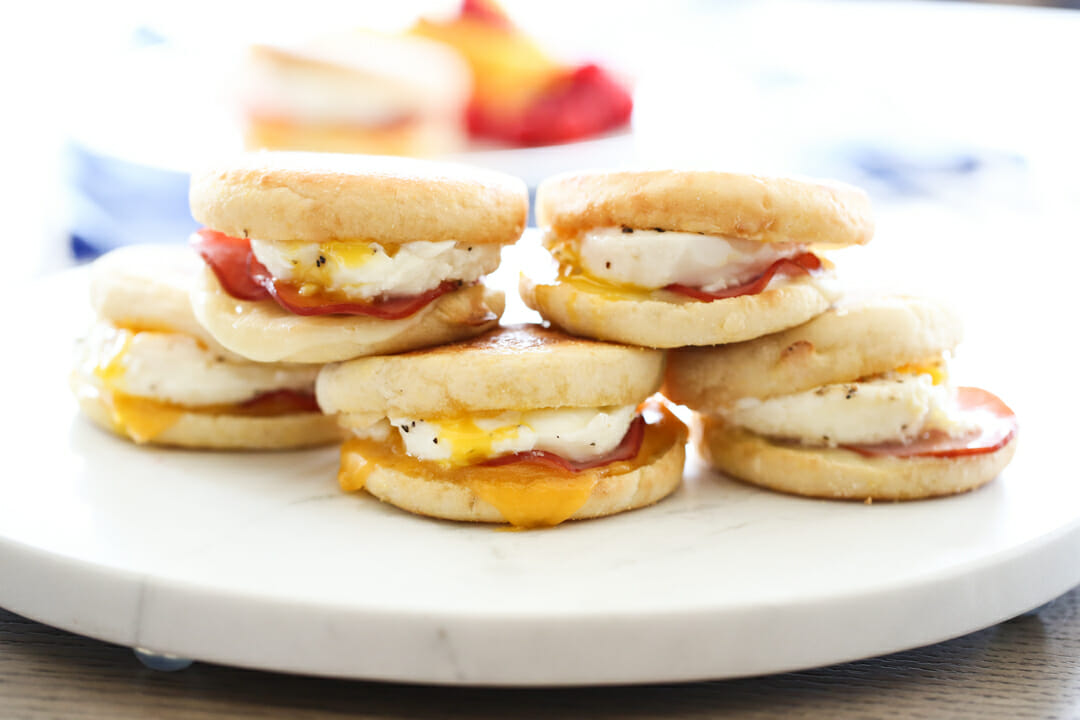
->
77;322;319;406
352;405;637;466
250;239;501;300
726;371;977;446
577;227;807;291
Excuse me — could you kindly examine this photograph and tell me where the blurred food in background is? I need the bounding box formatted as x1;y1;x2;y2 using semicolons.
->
240;0;635;154
411;0;633;146
49;0;1078;267
241;31;470;156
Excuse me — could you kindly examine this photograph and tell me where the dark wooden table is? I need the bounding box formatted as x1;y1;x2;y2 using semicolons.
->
3;585;1078;719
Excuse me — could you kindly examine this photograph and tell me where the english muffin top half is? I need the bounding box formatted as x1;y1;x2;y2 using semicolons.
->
666;296;964;410
191;152;527;246
318;323;664;419
536;170;873;245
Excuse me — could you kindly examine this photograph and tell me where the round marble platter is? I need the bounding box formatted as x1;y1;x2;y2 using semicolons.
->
2;267;1078;687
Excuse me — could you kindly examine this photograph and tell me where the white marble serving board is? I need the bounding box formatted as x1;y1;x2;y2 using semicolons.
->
2;262;1078;687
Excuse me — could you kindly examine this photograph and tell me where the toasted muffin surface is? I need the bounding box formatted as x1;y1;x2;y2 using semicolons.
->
90;244;241;359
190;152;528;245
536;170;873;246
316;323;665;417
520;270;838;349
698;416;1016;501
665;296;964;410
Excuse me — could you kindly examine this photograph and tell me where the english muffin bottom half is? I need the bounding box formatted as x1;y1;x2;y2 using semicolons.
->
316;324;688;528
188;152;527;364
73;244;341;450
521;169;874;348
665;296;1018;500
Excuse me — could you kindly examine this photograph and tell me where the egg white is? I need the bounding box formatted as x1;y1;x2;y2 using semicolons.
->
726;371;977;446
251;239;501;300
349;405;638;466
577;227;808;291
76;322;320;407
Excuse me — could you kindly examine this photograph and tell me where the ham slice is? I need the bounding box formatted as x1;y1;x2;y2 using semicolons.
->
665;252;823;301
192;229;457;319
842;387;1017;458
480;415;645;472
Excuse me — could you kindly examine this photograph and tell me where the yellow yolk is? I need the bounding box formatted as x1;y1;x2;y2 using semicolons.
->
277;239;384;287
544;238;657;302
894;361;947;386
430;416;521;466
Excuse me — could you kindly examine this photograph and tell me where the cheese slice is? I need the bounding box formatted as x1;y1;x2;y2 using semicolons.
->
107;393;185;443
337;408;684;528
88;325;316;443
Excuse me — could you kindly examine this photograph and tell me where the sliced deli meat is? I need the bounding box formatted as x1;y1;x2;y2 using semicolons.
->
842;387;1017;459
192;230;458;319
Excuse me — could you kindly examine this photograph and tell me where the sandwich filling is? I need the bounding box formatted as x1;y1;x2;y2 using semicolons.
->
336;401;686;527
75;322;321;442
193;229;500;318
546;227;831;301
355;404;639;467
718;359;1016;457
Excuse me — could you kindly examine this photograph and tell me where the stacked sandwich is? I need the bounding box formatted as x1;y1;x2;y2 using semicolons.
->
73;152;691;529
523;169;1018;502
75;152;526;451
73;156;1018;528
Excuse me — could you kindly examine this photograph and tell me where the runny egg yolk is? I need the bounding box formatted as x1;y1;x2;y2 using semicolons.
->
429;416;521;466
543;238;655;301
279;240;385;289
391;406;638;468
894;361;947;386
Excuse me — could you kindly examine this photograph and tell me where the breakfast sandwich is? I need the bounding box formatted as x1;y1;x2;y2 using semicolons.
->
521;170;874;348
189;152;526;364
72;244;340;449
664;296;1018;500
315;324;687;528
242;31;470;156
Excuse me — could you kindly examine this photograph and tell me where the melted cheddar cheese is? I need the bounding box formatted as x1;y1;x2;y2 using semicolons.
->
91;329;184;442
338;407;685;529
88;326;315;443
